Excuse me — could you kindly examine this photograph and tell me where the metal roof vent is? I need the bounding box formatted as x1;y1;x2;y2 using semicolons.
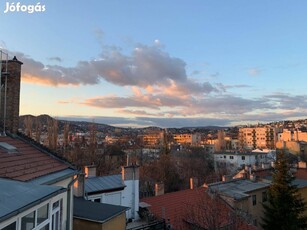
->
0;142;17;153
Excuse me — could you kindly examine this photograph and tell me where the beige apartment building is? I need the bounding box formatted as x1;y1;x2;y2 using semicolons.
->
239;127;277;150
141;130;164;147
279;129;307;142
173;133;201;146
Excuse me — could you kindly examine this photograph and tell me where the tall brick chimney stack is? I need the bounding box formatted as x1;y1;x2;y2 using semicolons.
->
0;56;23;134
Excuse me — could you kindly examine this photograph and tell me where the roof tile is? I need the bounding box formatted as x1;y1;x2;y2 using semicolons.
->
141;188;257;230
0;136;71;181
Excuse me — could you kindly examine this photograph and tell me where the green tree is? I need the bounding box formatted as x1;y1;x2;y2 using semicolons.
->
262;151;307;230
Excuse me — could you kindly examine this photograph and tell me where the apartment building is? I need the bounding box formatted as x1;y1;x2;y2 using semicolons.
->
214;149;274;172
279;129;307;142
239;126;277;149
140;130;164;147
173;133;201;146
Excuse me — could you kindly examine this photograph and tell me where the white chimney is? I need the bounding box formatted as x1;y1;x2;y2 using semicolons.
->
121;164;140;220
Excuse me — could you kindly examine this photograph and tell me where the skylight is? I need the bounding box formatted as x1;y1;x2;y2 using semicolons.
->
0;142;17;153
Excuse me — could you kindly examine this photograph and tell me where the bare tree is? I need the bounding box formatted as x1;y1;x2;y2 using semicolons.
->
47;118;58;150
34;117;42;143
63;122;70;148
24;116;33;137
181;190;252;230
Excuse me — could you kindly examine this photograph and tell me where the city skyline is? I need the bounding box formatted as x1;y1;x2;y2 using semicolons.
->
1;1;307;128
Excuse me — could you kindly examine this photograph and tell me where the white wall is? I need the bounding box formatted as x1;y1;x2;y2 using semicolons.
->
121;179;139;220
86;180;140;220
214;153;268;171
51;176;75;230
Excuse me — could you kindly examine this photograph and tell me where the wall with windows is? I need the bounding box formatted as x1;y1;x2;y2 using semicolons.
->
214;152;268;172
51;176;75;230
0;193;65;230
233;189;268;228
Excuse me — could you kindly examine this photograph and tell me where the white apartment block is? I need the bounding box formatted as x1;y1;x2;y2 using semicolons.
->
214;149;275;172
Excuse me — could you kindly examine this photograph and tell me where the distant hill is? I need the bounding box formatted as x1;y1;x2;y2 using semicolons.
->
19;114;120;133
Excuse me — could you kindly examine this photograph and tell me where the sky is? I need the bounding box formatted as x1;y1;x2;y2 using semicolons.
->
1;0;307;128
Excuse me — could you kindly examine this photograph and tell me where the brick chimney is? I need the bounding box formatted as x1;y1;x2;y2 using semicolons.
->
84;165;96;178
190;177;199;189
122;164;140;181
155;182;164;196
0;56;23;134
73;173;85;197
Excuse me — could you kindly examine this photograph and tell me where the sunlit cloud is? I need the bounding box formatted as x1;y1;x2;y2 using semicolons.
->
10;42;307;127
117;109;159;116
12;44;218;97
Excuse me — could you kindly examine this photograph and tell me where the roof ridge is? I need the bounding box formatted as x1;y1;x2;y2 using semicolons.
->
13;132;76;169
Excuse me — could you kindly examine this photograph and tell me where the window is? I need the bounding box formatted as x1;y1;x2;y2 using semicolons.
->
94;198;101;203
230;156;234;159
37;204;49;225
21;211;36;230
224;155;226;159
252;195;257;206
1;222;16;230
20;203;52;230
52;199;62;230
241;156;245;160
1;198;63;230
262;191;268;202
39;224;50;230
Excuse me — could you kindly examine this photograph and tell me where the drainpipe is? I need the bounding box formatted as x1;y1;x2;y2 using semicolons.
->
66;173;83;230
132;165;135;219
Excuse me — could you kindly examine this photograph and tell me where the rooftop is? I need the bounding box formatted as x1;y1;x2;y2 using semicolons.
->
141;188;256;230
214;151;268;156
0;135;74;181
85;174;125;194
73;197;129;223
0;178;66;222
208;179;270;200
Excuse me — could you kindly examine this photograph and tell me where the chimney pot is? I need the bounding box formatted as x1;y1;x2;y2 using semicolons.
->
155;182;164;196
190;177;198;189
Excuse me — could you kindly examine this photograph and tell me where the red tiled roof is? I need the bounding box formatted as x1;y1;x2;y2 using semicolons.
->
141;188;256;230
0;136;70;181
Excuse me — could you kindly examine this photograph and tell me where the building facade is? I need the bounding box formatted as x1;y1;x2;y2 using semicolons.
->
239;127;277;150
